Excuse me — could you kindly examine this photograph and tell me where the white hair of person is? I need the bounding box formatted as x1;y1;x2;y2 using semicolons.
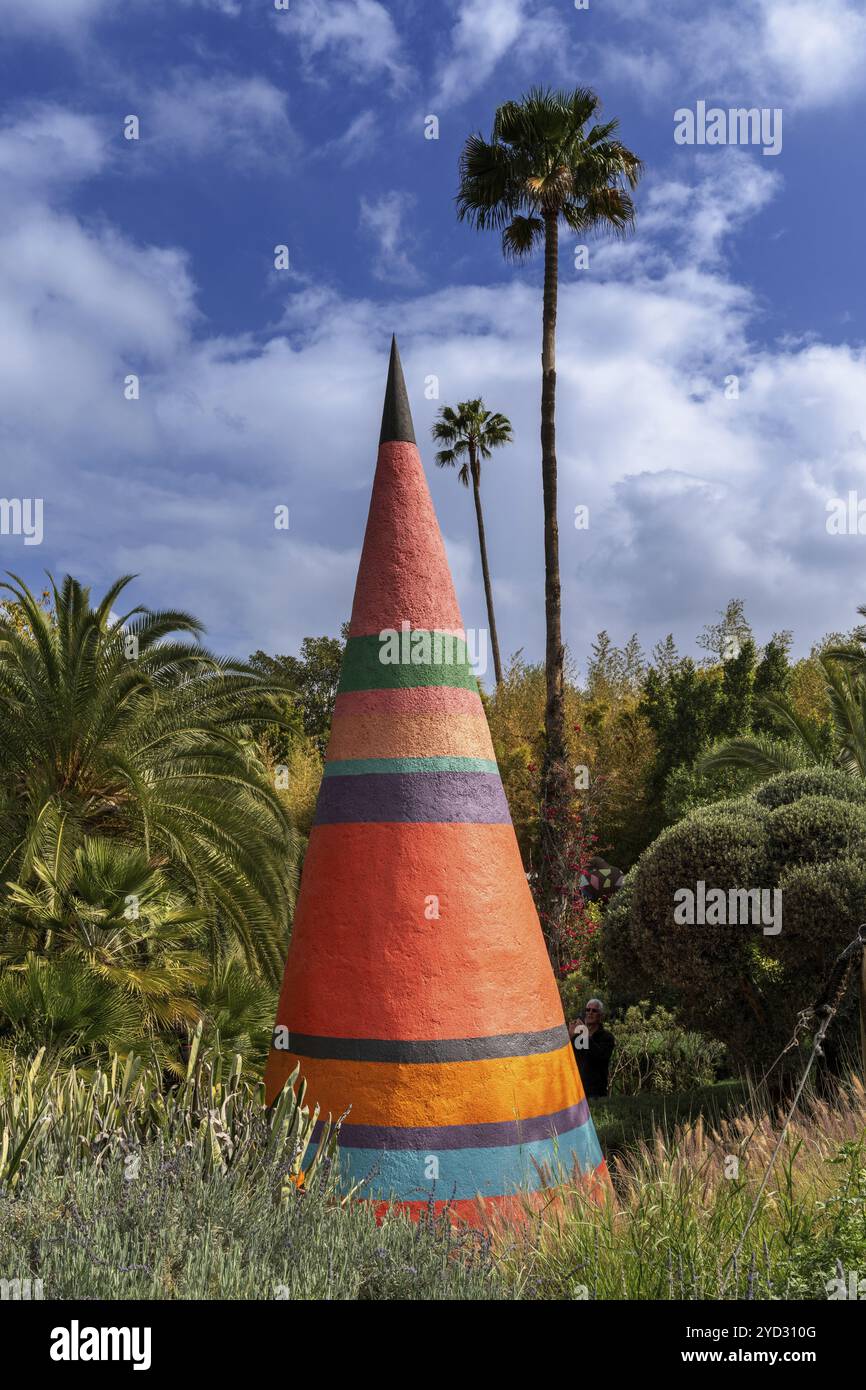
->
586;998;605;1015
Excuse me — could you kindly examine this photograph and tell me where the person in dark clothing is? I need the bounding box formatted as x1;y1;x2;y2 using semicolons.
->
569;999;615;1098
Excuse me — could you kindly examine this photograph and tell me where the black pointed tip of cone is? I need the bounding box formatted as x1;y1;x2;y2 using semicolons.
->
379;335;416;446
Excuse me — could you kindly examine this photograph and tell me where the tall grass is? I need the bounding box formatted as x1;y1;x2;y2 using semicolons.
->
515;1078;866;1299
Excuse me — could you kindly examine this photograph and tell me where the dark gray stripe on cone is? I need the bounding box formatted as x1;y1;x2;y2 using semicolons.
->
277;1024;569;1063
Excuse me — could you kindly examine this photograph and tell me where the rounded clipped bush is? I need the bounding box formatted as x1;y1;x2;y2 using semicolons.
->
599;870;657;1006
600;776;866;1072
755;768;866;810
772;857;866;981
765;796;866;876
627;806;770;1032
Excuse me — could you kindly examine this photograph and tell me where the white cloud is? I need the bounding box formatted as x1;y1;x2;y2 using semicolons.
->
279;0;410;92
0;80;295;194
761;0;866;107
2;107;866;671
604;0;866;111
430;0;566;108
616;155;781;269
179;0;242;13
0;107;107;192
0;0;244;39
319;111;380;166
431;0;525;108
359;191;422;286
0;0;108;38
145;74;297;164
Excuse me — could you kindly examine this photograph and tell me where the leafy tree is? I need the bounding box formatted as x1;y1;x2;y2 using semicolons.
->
696;598;752;664
586;631;645;698
701;654;865;783
432;399;512;686
640;656;723;810
250;627;346;757
581;640;654;867
484;650;655;876
640;605;795;829
261;734;322;841
196;953;277;1070
651;633;679;677
0;588;52;637
752;631;793;734
457;86;642;917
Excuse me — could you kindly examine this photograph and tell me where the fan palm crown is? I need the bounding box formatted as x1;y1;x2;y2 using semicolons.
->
0;573;299;982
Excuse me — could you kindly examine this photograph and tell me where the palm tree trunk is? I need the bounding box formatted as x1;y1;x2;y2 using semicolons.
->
538;210;571;952
469;445;503;686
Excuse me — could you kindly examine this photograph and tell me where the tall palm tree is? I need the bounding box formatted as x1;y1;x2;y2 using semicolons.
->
432;398;512;686
457;87;642;912
0;573;301;983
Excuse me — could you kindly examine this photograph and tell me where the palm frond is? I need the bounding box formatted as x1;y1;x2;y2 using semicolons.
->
502;214;545;261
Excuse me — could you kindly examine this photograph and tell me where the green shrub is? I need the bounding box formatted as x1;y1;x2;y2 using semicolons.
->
606;1002;727;1096
0;1034;335;1192
662;760;757;823
0;1142;509;1301
765;796;866;875
0;1047;513;1300
755;767;866;810
626;806;769;1047
599;872;658;1008
772;857;866;982
558;970;600;1023
600;779;866;1072
777;1138;866;1299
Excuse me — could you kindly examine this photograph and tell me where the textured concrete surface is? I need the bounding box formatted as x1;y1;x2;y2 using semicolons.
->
264;339;606;1220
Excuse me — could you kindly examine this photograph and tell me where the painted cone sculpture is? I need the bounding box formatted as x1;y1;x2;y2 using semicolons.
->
265;338;607;1222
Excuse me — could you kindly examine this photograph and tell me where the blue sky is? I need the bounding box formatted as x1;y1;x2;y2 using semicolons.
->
2;0;866;679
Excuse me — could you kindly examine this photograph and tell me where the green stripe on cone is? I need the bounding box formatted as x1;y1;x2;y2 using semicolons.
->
338;631;479;693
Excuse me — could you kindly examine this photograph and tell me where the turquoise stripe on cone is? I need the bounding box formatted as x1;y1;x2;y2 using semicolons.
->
324;755;499;777
332;1119;604;1202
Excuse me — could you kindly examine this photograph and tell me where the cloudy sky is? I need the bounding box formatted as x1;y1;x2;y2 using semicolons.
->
1;0;865;678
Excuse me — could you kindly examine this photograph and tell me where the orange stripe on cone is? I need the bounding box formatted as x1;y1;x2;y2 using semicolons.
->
264;1042;584;1121
326;711;495;762
270;822;564;1040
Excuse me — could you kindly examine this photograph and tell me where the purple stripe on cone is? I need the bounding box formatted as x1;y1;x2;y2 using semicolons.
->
312;1101;590;1151
313;771;512;825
